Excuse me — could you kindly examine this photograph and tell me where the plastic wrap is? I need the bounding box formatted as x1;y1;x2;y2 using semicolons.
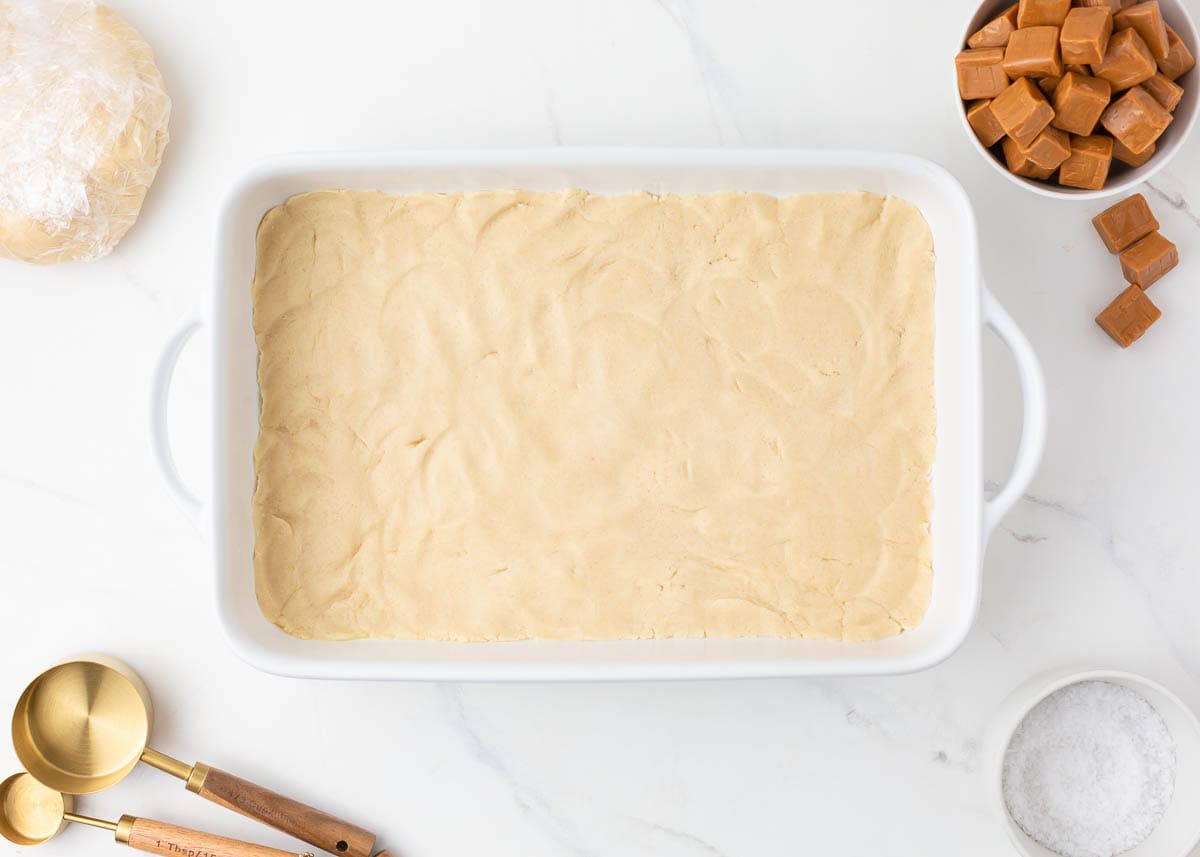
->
0;0;170;264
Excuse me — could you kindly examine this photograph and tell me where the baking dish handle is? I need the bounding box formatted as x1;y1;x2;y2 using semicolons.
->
981;287;1046;542
150;317;205;525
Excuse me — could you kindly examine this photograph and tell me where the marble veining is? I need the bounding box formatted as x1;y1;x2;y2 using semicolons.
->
654;0;745;145
1146;175;1200;230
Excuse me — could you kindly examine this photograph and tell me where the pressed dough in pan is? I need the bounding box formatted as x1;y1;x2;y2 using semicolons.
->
251;189;936;642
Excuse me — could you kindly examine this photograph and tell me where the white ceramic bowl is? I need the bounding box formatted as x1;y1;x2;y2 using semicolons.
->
957;0;1199;200
984;668;1200;857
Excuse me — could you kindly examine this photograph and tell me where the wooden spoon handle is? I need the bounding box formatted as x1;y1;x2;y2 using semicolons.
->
122;816;311;857
189;765;376;857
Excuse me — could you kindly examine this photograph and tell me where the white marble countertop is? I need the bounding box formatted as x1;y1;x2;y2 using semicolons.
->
2;1;1199;855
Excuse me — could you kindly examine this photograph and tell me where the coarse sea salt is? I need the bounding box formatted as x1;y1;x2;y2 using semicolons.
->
1002;680;1176;857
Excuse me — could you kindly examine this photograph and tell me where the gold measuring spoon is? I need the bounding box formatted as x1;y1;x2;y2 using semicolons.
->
12;658;376;857
0;772;314;857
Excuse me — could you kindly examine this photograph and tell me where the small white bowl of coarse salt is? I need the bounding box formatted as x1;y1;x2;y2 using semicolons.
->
986;669;1200;857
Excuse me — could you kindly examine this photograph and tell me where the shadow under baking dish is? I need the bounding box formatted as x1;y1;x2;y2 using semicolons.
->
210;149;1037;681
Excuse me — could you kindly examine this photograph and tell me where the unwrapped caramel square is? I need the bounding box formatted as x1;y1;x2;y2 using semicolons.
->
1091;27;1157;89
1111;135;1155;166
1061;7;1113;64
1114;0;1170;60
1026;125;1073;167
1092;193;1159;252
1018;0;1071;28
967;99;1007;146
1159;25;1196;80
1058;134;1113;188
1039;74;1064;95
1096;285;1160;347
1005;26;1065;78
1142;72;1184;110
993;77;1056;144
1052;70;1112;133
957;48;1011;98
969;4;1021;48
1120;231;1178;287
1002;133;1065;178
1101;85;1173;154
1074;0;1133;11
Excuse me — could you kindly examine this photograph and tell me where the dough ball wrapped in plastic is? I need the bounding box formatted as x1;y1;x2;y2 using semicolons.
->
0;0;170;264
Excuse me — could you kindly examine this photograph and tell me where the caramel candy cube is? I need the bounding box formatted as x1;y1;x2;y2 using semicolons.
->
1039;74;1063;95
1142;72;1184;110
967;99;1007;146
992;77;1056;144
1101;85;1173;154
1111;135;1155;166
1058;134;1114;188
1025;125;1073;168
1074;0;1133;11
1159;25;1196;80
1005;27;1065;78
957;48;1011;98
969;4;1021;48
1061;7;1113;64
1120;231;1178;287
1096;285;1160;347
1051;70;1112;133
1002;137;1057;178
1113;1;1169;60
1091;28;1157;89
1092;193;1159;252
1002;130;1069;178
1018;0;1071;28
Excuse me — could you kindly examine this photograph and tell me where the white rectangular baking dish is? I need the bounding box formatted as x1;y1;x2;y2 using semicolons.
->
156;148;1045;680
